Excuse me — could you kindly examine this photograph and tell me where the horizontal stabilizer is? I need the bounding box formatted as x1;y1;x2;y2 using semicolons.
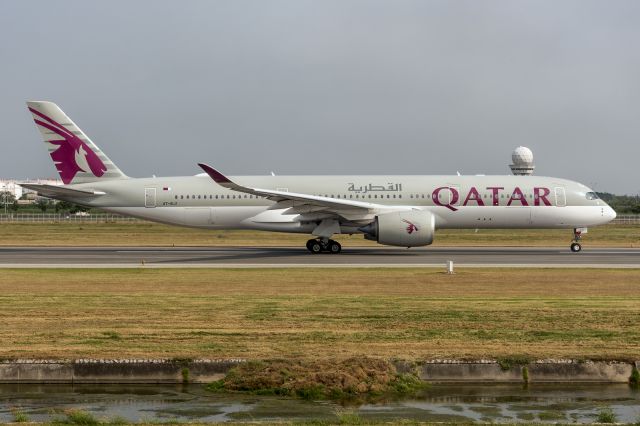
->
18;183;105;199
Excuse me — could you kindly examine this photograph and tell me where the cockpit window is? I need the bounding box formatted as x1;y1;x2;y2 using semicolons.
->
586;192;599;200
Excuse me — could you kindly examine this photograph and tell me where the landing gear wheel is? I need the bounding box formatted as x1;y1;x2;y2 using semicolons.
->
570;228;584;253
306;238;341;254
306;239;316;251
308;240;323;254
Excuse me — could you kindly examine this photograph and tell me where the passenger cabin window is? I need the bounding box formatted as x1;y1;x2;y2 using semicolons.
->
586;192;599;200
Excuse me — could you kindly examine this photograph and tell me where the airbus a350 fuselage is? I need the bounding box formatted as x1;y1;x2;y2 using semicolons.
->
69;174;614;231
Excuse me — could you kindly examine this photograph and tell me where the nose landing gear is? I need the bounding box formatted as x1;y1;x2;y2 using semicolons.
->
570;228;585;252
306;238;342;254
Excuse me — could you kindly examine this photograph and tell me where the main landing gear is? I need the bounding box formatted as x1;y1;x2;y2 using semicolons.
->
570;228;583;253
306;238;342;254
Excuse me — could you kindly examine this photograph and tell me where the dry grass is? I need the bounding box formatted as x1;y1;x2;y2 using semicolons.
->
0;223;638;247
0;268;638;361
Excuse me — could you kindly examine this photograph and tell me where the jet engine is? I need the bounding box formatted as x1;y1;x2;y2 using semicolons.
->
360;211;435;247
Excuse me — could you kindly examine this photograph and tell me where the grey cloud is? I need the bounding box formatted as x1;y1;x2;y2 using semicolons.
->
1;0;638;193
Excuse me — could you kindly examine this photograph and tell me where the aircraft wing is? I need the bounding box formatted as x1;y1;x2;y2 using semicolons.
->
197;163;380;221
18;183;105;199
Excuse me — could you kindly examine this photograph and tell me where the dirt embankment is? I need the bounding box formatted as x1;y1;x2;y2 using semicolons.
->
208;357;426;400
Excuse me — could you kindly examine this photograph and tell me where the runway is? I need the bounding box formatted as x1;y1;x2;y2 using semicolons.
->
0;246;638;268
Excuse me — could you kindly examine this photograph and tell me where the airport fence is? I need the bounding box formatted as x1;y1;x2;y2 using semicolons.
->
611;214;640;225
0;213;145;223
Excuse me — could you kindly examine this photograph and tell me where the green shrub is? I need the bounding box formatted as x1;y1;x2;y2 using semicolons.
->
497;356;530;371
296;385;325;400
336;410;364;425
391;373;429;395
630;365;640;386
595;407;617;424
11;408;29;423
522;366;529;383
61;409;99;425
206;379;225;392
181;367;189;383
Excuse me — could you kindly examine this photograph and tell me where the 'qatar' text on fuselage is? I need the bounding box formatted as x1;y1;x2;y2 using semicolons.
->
432;186;552;211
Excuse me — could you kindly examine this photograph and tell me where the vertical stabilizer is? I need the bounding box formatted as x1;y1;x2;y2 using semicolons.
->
26;101;127;184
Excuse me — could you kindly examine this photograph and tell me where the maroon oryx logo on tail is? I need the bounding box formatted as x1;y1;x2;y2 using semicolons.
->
402;219;419;234
28;107;106;184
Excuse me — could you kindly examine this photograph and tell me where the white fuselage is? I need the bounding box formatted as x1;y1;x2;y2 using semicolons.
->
67;174;615;235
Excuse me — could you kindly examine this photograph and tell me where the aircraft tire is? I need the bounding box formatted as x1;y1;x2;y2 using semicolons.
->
329;241;342;254
570;242;582;253
306;239;315;251
308;241;323;254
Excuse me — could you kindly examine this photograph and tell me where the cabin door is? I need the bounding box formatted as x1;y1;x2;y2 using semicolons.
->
145;188;156;208
554;187;566;207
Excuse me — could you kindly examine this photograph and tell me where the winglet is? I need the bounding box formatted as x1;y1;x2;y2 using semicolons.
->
197;163;251;194
198;163;233;184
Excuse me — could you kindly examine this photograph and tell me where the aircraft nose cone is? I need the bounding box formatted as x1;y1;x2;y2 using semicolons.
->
602;205;618;222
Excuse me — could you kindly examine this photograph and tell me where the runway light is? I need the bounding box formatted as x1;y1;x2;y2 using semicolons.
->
446;260;454;274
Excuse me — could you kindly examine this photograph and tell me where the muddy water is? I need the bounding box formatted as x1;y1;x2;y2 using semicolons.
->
0;384;638;423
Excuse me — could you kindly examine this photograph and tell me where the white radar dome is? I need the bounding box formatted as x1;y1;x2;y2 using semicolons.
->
509;146;535;175
512;146;534;166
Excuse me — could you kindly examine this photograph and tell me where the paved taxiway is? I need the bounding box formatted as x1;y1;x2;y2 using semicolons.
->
0;246;638;268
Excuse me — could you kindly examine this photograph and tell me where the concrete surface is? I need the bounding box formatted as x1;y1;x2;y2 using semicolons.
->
0;246;638;268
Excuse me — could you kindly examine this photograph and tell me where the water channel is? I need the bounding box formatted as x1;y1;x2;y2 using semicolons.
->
0;383;638;423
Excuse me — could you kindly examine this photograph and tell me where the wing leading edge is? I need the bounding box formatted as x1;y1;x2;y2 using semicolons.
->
197;163;382;222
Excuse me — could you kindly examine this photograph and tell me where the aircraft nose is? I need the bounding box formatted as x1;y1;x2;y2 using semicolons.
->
606;205;617;221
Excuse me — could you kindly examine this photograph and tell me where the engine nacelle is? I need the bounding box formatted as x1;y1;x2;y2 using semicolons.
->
361;211;435;247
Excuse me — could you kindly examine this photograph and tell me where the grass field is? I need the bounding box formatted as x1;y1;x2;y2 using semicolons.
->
0;268;638;360
0;222;639;247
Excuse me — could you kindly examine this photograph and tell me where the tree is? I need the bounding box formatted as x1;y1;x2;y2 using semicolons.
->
1;191;15;205
55;201;73;213
54;201;89;214
1;191;15;214
35;198;49;212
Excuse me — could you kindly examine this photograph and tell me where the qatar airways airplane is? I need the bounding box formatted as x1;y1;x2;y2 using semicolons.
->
20;101;616;254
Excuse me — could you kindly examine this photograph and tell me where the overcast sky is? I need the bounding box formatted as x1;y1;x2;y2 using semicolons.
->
1;0;639;193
